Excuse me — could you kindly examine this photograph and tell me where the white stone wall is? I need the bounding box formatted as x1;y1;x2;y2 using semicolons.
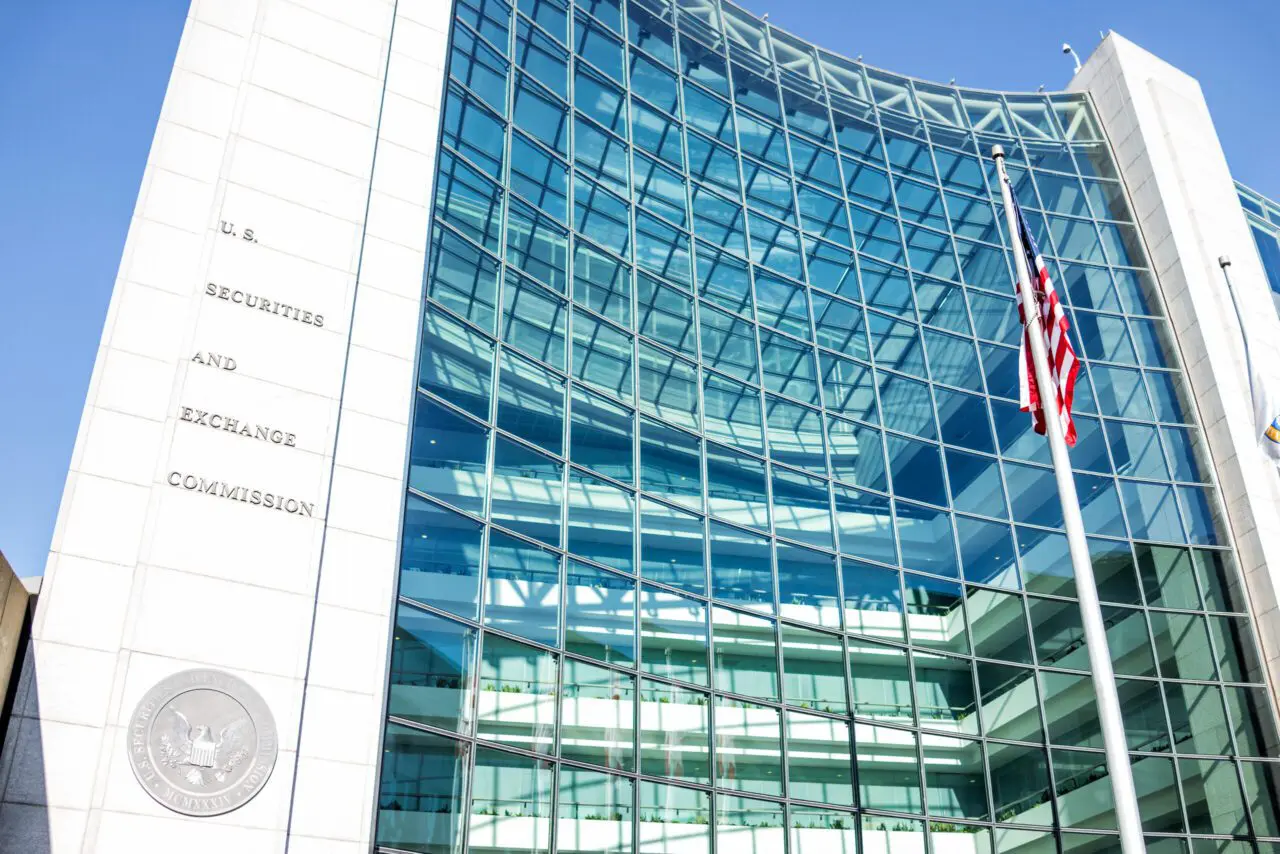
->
0;1;450;852
1070;34;1280;706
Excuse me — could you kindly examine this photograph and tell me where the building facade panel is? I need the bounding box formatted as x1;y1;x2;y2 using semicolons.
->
7;1;1280;853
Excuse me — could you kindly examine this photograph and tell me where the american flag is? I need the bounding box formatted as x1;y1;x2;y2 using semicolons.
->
1009;190;1079;447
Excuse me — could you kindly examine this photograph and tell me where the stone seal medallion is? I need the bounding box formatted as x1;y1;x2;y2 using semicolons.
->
127;668;278;816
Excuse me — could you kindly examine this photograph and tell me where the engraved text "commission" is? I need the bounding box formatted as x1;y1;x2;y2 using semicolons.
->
167;472;316;517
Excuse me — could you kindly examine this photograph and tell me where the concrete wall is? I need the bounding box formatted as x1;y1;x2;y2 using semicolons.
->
0;2;450;851
0;553;32;743
1071;33;1280;709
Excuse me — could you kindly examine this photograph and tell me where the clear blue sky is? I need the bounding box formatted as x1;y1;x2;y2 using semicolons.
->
0;0;1275;578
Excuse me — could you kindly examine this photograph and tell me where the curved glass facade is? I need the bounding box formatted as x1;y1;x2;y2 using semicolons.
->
1239;183;1280;317
375;0;1280;851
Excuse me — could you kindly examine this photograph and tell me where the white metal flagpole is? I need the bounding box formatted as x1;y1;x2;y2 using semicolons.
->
992;145;1147;852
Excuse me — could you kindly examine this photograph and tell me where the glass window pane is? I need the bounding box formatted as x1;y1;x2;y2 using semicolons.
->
703;372;763;453
638;680;712;785
978;662;1042;743
1224;685;1280;757
570;386;634;483
827;415;887;491
786;709;855;806
905;572;968;655
428;222;499;333
967;587;1032;664
886;435;947;506
1040;670;1102;749
401;495;485;621
782;623;847;714
1180;757;1248;835
771;465;834;548
789;805;857;854
715;696;784;796
914;650;978;736
477;634;558;753
469;746;553;851
709;520;774;612
638;780;710;851
896;500;959;579
1210;615;1265;684
410;394;489;515
955;516;1018;588
842;558;905;642
497;349;566;454
1052;747;1119;831
1150;610;1216;680
572;311;634;404
567;469;635;572
420;303;495;419
776;542;840;625
376;724;468;854
491;437;563;546
988;741;1051;828
556;767;633;853
639;343;699;431
639;498;705;595
833;485;897;566
712;605;779;701
640;583;709;685
1242;760;1280;837
924;734;988;820
640;418;702;510
850;637;913;722
706;442;769;527
565;559;636;666
857;722;923;813
389;605;477;733
561;659;635;770
484;529;561;645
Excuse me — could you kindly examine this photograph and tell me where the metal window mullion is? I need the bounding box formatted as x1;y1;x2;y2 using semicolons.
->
669;10;722;844
857;91;954;844
710;19;796;817
758;28;869;829
448;0;526;843
611;15;652;850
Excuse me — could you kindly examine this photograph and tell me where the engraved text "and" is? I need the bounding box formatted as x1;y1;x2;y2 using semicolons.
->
191;352;236;372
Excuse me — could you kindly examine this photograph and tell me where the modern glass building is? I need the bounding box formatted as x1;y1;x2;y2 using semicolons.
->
7;3;1280;854
1239;183;1280;317
374;0;1280;851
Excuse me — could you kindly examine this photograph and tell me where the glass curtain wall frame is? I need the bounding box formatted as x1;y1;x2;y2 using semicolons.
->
1238;181;1280;317
374;0;1280;852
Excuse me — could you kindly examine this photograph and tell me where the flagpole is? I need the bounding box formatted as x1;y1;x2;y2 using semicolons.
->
1218;256;1257;401
992;146;1146;852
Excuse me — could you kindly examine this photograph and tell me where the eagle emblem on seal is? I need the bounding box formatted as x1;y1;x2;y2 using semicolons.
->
157;708;252;787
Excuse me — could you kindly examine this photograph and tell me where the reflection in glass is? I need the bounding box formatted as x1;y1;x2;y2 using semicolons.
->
638;680;711;785
477;634;557;754
469;746;553;853
389;605;476;733
401;496;485;620
556;767;633;853
715;696;784;796
377;725;468;854
560;659;635;770
565;559;635;665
